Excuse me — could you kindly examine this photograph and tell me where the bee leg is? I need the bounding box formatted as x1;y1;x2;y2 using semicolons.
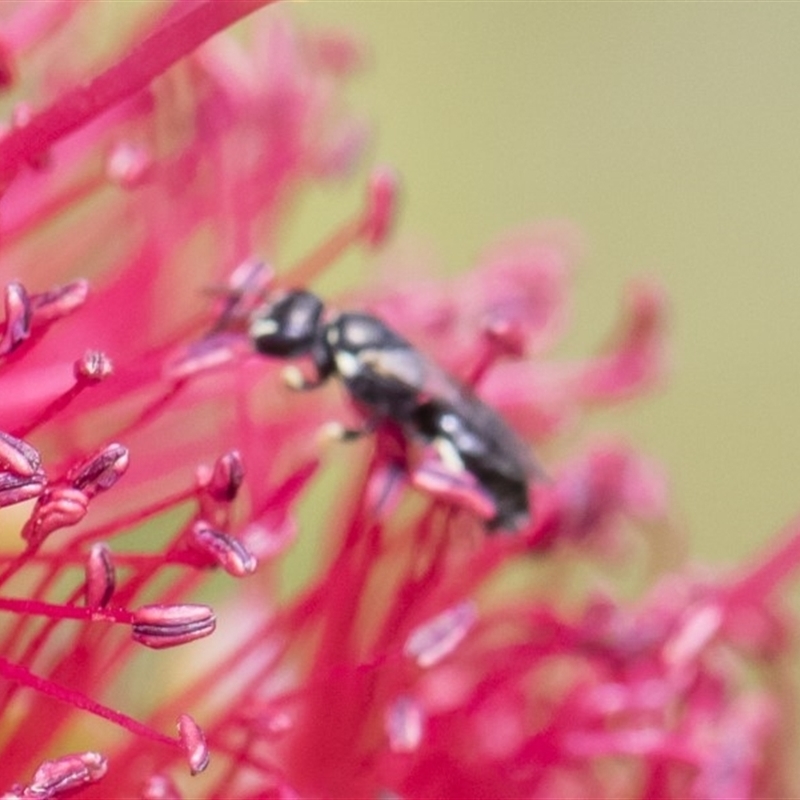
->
318;419;377;443
281;365;327;391
410;448;498;523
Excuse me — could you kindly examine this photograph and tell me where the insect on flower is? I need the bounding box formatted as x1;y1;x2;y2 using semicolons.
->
249;288;541;531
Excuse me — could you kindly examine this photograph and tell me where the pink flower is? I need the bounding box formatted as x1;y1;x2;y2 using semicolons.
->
0;3;797;798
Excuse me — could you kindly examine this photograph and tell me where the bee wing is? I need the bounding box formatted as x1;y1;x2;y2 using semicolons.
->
359;346;428;392
415;356;543;481
443;380;544;480
357;342;540;480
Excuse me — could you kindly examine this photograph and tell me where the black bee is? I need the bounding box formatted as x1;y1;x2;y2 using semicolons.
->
249;289;538;531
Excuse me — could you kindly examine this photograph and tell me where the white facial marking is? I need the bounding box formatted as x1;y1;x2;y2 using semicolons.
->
327;327;339;345
250;318;278;338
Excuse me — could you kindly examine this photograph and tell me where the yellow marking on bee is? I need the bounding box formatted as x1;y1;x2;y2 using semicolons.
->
334;350;360;378
434;436;465;473
281;365;306;390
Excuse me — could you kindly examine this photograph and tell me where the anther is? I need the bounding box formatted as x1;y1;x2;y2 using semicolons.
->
189;521;257;577
363;166;399;248
0;40;15;91
141;773;182;800
227;258;274;298
11;103;51;170
177;713;210;775
662;603;723;670
0;282;31;356
0;471;46;508
0;279;89;363
197;450;245;503
74;350;113;383
106;141;152;188
216;258;274;323
67;443;129;497
310;31;366;76
22;487;88;544
163;333;246;380
84;543;116;609
28;279;89;323
132;604;216;649
404;601;477;668
0;430;42;478
27;752;107;797
386;695;424;753
462;320;527;389
482;317;526;359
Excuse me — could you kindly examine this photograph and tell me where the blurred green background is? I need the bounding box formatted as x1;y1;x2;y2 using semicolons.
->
285;2;800;568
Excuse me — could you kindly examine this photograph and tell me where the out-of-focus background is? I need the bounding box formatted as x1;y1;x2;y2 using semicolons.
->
286;2;800;567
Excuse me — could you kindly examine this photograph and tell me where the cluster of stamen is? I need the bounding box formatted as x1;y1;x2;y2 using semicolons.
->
0;3;797;798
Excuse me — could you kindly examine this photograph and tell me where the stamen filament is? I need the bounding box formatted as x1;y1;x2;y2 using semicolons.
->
0;0;278;190
0;656;178;748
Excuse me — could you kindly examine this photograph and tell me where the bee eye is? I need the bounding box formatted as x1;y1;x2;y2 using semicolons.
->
249;290;324;357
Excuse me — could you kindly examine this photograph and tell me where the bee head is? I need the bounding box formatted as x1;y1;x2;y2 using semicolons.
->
249;289;325;358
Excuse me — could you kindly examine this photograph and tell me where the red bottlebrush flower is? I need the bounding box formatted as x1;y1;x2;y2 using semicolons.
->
0;3;797;800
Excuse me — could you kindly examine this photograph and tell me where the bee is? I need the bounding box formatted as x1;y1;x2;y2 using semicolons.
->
249;289;539;532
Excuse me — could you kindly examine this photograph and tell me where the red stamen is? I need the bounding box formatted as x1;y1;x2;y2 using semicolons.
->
726;513;800;606
0;656;178;748
13;353;113;438
0;0;279;191
283;168;399;286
